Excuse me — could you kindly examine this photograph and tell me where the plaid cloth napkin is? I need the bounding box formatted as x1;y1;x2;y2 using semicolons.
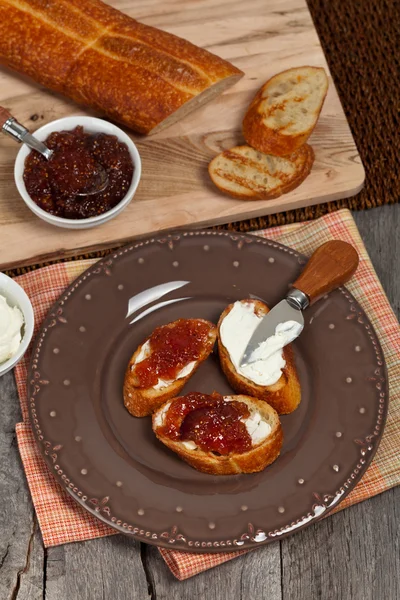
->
13;209;400;580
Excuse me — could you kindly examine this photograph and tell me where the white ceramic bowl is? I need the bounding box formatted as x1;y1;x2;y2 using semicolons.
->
14;116;142;229
0;272;34;377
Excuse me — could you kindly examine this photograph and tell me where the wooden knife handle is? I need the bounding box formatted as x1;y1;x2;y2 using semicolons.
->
293;240;359;304
0;106;13;128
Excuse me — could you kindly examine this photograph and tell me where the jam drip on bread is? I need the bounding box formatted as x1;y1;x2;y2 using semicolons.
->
159;392;253;455
133;319;213;388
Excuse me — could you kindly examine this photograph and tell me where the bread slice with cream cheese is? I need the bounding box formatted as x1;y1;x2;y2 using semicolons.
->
152;393;283;475
124;318;217;417
217;299;301;414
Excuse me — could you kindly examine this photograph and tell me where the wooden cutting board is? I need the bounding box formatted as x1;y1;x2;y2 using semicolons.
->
0;0;364;270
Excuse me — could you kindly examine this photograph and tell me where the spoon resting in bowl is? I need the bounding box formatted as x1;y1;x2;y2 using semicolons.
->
0;106;108;196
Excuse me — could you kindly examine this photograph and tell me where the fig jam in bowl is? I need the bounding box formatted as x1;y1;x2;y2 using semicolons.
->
14;116;141;229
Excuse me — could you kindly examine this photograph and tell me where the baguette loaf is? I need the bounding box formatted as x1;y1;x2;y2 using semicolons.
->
208;144;314;200
152;393;283;475
124;318;217;417
0;0;243;135
217;300;301;414
242;66;328;156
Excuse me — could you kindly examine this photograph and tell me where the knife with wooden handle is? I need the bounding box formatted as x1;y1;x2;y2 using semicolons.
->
239;240;360;366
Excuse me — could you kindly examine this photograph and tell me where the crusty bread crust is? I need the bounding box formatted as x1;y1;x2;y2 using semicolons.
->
217;300;301;414
242;66;328;156
0;0;243;135
152;394;283;475
208;144;314;201
124;319;217;417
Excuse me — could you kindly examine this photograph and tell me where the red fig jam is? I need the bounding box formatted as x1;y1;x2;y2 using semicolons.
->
160;392;252;455
23;126;133;219
134;320;213;388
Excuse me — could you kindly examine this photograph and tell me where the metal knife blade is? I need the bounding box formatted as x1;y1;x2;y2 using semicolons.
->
239;240;360;367
239;298;304;367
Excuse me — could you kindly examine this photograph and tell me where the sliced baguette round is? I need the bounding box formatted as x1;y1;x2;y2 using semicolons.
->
123;319;217;418
152;394;283;475
208;143;314;200
243;66;329;156
217;299;301;414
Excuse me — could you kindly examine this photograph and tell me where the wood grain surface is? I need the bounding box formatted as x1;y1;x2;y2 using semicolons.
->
0;205;399;599
0;0;364;270
293;240;359;303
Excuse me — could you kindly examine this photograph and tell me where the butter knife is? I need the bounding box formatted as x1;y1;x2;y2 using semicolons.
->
240;240;359;366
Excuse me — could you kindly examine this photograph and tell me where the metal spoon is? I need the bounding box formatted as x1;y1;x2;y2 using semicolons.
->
0;107;108;196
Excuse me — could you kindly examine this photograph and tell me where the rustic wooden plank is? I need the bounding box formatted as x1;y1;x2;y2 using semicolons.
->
12;524;45;600
0;0;364;269
0;372;150;600
281;203;400;600
353;206;400;313
144;542;282;599
0;371;44;600
45;536;150;600
281;488;400;600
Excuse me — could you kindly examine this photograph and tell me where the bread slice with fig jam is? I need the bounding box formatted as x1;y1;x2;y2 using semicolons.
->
123;318;217;417
152;392;283;475
217;299;301;414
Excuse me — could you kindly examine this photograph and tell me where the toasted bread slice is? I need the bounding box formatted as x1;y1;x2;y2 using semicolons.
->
152;393;283;475
123;319;217;417
217;299;301;414
208;144;314;200
243;66;328;156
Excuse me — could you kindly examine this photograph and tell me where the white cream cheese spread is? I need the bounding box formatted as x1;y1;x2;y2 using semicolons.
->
243;410;271;444
224;396;271;444
134;340;196;389
153;360;196;390
220;301;302;386
0;295;24;364
134;340;151;364
153;401;170;428
182;440;198;450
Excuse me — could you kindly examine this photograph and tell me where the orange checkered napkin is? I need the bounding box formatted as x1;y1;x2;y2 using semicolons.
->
14;209;400;580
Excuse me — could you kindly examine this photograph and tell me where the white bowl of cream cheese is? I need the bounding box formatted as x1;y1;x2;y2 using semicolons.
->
0;273;34;377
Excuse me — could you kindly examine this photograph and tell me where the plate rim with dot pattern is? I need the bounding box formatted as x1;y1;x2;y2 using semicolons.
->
26;229;389;553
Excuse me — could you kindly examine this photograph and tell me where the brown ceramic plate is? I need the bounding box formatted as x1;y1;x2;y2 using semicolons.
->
28;231;388;552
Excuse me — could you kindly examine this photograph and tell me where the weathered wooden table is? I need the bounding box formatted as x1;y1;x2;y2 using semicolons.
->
1;205;399;600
